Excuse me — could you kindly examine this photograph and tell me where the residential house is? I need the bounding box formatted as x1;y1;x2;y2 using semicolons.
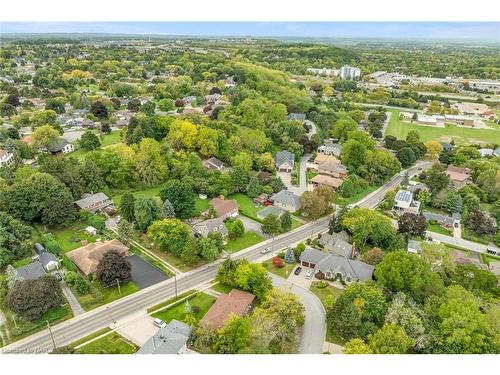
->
256;205;285;220
407;239;421;254
444;115;475;127
394;189;421;214
50;139;75;155
17;262;47;281
478;148;494;157
317;140;342;157
309;174;343;190
423;211;461;229
74;192;114;213
313;153;340;166
137;320;192;354
441;142;453;152
299;248;373;283
0;148;14;167
203;157;228;172
204;93;221;104
269;190;301;213
209;197;239;220
407;182;428;194
318;160;348;179
445;165;471;188
318;231;353;258
287;113;306;122
193;217;228;238
66;239;129;277
454;102;490;116
275;150;295;172
200;289;255;329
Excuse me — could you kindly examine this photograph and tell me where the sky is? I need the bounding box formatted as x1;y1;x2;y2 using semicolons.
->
1;22;499;40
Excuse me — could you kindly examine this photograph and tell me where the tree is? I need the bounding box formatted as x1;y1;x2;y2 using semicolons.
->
451;264;499;297
96;250;132;286
133;197;160;231
79;130;101;151
261;214;281;236
245;176;261;198
5;172;75;226
398;213;427;238
147;219;191;257
300;186;334;219
228;219;245;239
425;168;450;194
161;199;176;218
7;276;64;321
284;246;295;264
41;233;61;255
280;211;292;232
425;140;443;160
90;100;109;119
215;316;252;354
417;189;431;209
197;233;224;261
160;180;195;219
375;251;444;303
442;191;463;216
272;256;283;268
327;283;387;340
396;147;416;167
363;247;385;266
368;323;414;354
466;210;496;236
116;220;134;245
119;192;136;222
344;338;373;354
0;212;33;268
134;138;168;186
31;124;60;149
234;260;272;301
157;98;175;112
341;139;367;171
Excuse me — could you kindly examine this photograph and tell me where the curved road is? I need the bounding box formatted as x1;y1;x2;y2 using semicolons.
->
270;274;325;354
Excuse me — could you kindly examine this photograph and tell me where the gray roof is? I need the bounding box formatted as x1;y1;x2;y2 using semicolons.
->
287;113;306;121
257;205;285;219
275;150;294;167
395;190;413;204
407;239;421;251
331;239;354;258
34;243;45;255
423;211;456;226
74;192;111;209
193;217;228;237
300;247;373;282
137;320;192;354
39;252;59;268
270;190;301;209
319;231;350;249
17;262;46;280
50;138;69;152
407;183;428;194
203;157;226;170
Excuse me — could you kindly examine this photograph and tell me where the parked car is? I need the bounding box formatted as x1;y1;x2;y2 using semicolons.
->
53;272;63;282
305;269;313;279
294;267;302;276
260;247;271;254
153;318;166;328
487;247;500;256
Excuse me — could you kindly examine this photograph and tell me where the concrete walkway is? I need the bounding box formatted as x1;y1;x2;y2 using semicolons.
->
61;283;85;316
269;273;326;354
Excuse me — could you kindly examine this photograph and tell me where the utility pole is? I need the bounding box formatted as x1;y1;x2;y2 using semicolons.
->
174;274;178;298
116;278;121;295
46;320;56;350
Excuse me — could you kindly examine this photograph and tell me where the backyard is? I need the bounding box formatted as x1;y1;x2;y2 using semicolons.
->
385;109;500;145
229;193;262;221
47;221;99;253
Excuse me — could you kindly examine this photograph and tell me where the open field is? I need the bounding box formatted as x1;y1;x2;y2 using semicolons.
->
151;292;216;324
224;231;264;253
385;109;500;145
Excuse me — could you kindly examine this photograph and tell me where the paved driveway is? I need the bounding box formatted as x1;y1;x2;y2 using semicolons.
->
286;266;313;289
238;215;269;238
115;313;158;346
128;255;169;289
269;273;325;354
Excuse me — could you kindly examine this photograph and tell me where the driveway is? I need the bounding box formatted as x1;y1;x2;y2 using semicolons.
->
286;266;313;289
61;283;85;316
277;154;311;196
269;273;325;354
128;255;170;289
238;215;269;238
115;313;158;346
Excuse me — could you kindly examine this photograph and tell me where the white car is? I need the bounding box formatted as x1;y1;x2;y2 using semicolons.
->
153;318;166;328
305;270;313;280
260;247;271;254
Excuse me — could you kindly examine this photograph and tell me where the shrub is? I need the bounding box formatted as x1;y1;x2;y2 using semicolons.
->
272;256;284;268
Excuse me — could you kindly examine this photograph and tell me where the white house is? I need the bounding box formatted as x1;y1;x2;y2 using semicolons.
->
0;149;14;167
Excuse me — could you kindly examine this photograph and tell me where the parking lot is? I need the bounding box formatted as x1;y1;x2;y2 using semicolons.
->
128;255;169;289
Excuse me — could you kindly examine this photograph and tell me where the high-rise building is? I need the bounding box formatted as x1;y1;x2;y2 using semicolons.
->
339;66;361;80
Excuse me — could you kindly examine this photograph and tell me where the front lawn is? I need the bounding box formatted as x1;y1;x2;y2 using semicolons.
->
333;184;380;206
210;282;233;294
77;332;137;354
151;292;216;324
261;259;297;279
74;281;140;311
427;223;452;236
229;193;262;221
225;232;264;253
307;170;318;182
309;282;345;345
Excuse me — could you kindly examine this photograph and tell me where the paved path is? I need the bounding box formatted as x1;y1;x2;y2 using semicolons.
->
381;111;392;136
61;283;85;316
269;274;326;354
304;120;317;140
279;154;311;196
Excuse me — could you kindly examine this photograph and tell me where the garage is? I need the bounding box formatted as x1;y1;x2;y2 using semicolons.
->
128;255;169;289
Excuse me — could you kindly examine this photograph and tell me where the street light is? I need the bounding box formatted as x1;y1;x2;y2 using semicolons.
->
174;274;178;298
46;320;56;350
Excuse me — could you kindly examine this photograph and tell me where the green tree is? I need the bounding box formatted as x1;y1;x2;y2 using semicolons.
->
368;323;415;354
396;147;416;167
397;213;427;238
160;180;195;219
79;130;101;151
344;338;373;354
215;316;252;354
280;211;292;233
133;197;160;231
234;260;272;301
147;218;191;256
119;192;136;222
228;219;245;239
261;214;281;236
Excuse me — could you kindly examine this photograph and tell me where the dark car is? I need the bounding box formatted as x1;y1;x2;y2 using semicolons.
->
53;272;63;282
294;267;302;276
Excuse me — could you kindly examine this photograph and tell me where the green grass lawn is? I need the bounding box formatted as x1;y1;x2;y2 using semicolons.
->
481;253;500;266
261;259;297;279
151;292;216;324
291;218;303;229
147;291;194;313
99;130;122;147
1;304;73;346
210;282;233;294
385;109;500;145
333;184;380;205
112;185;163;206
229;193;262;221
48;221;98;253
77;332;137;354
194;196;210;215
71;327;112;348
306;170;318;182
427;223;452;236
309;282;345;345
462;228;491;245
74;282;140;311
225;232;264;253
